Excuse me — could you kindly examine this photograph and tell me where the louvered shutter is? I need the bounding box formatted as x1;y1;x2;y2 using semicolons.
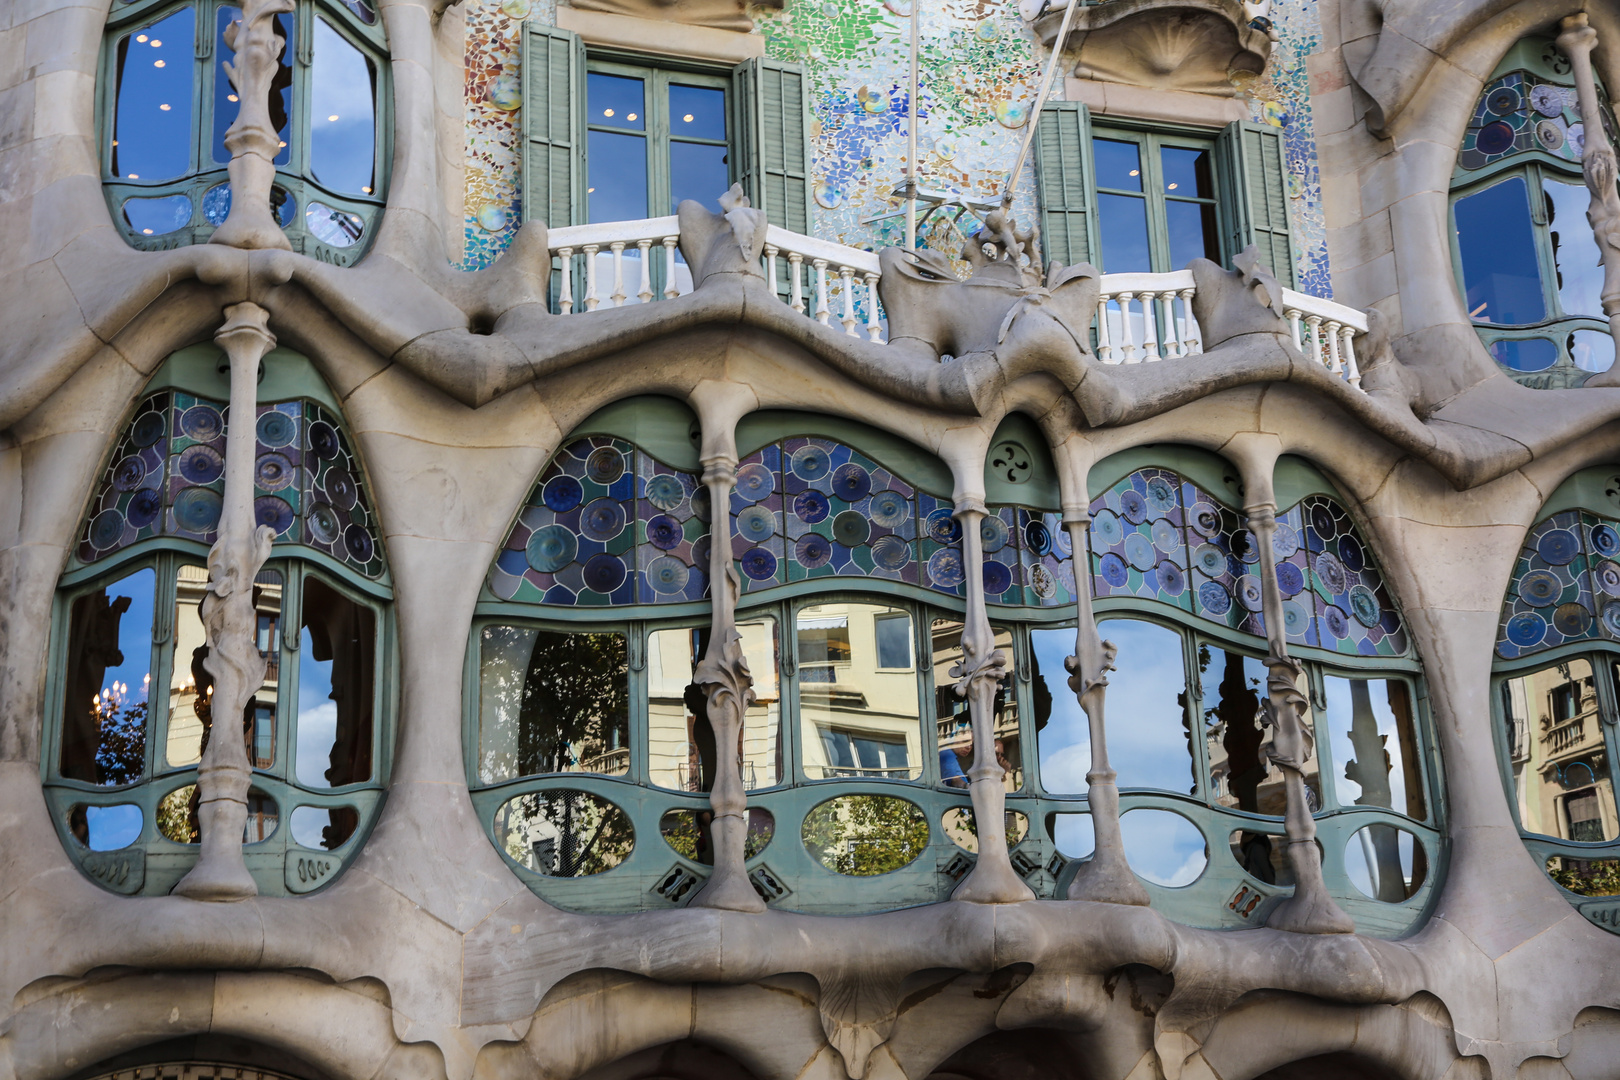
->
520;23;584;228
732;58;809;233
1033;102;1097;268
1215;121;1296;287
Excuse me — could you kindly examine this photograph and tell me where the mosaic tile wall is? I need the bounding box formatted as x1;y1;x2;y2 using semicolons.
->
459;0;1332;297
79;392;386;579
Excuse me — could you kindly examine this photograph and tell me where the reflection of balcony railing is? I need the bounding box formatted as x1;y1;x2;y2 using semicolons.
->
581;747;631;774
675;760;759;791
543;218;1370;386
1546;713;1600;759
818;765;912;778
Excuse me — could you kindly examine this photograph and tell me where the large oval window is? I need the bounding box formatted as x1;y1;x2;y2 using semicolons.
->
493;789;634;877
802;795;928;876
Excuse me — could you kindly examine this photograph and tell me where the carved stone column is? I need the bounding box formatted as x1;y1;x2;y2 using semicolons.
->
686;455;766;913
1062;501;1148;906
173;303;277;901
209;0;295;250
1558;15;1620;349
1244;497;1353;934
950;498;1035;904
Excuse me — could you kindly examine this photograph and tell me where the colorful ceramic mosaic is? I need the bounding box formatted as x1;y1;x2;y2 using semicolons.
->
79;393;385;579
490;436;710;605
1457;68;1617;174
459;0;1333;288
1090;469;1407;656
1497;510;1620;660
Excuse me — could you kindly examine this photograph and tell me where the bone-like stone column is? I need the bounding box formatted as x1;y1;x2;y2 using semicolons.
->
1227;439;1352;933
950;497;1035;904
172;303;278;901
1560;14;1620;357
686;454;766;913
1060;495;1149;906
210;0;295;250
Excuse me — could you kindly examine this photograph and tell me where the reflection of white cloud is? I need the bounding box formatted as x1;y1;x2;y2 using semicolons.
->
1042;743;1091;795
1100;621;1196;793
1052;813;1094;859
1120;808;1207;887
296;702;338;787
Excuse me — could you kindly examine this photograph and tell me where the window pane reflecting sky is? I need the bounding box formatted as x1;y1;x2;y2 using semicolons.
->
114;8;195;182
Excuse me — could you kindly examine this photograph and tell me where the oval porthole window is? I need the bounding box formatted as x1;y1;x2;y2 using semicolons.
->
290;805;360;850
802;795;928;876
1344;823;1426;902
659;807;774;863
1120;808;1208;887
941;807;1028;853
1228;828;1295;887
1546;854;1620;897
155;784;278;844
67;804;143;851
493;789;634;877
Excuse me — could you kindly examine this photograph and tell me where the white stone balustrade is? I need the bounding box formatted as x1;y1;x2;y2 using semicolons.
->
543;219;1370;387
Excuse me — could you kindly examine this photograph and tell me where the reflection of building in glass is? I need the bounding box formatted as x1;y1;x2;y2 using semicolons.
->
932;621;1021;791
166;564;282;771
1502;659;1618;843
797;603;922;780
647;619;780;792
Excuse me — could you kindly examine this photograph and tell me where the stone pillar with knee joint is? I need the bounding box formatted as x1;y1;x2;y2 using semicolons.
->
209;0;295;250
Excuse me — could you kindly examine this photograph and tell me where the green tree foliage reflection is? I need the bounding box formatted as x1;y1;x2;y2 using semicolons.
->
802;795;930;876
1550;856;1620;896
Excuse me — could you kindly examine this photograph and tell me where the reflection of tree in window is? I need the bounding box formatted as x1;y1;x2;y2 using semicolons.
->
60;572;155;787
802;795;929;876
496;789;634;877
478;627;630;780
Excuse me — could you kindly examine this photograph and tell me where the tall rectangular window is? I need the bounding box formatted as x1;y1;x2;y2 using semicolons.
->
1091;129;1220;274
585;62;731;223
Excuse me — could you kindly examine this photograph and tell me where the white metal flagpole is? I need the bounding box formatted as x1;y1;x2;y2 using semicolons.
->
905;0;921;249
1003;0;1078;208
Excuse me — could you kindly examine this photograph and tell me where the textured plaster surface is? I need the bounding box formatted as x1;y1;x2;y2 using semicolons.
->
9;2;1620;1080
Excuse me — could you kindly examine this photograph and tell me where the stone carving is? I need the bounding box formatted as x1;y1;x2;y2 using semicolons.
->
676;185;769;289
815;968;901;1079
172;302;278;902
947;498;1036;906
1557;15;1620;388
1032;0;1272;96
1356;308;1425;415
1061;506;1149;907
686;456;766;914
563;0;782;34
209;0;296;250
1188;246;1291;350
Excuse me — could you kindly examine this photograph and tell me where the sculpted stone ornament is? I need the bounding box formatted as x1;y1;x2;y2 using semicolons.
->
1556;15;1620;389
563;0;783;33
686;456;766;913
676;184;769;289
1031;0;1271;96
949;498;1036;905
172;303;278;901
1189;246;1291;350
209;0;296;251
1245;503;1353;935
1062;509;1149;906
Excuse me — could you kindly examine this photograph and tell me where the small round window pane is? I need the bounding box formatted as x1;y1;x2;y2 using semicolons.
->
1344;823;1425;902
1120;808;1207;887
123;194;192;236
1048;812;1094;860
1228;828;1294;886
802;795;928;876
306;202;365;247
68;804;143;851
1488;337;1558;372
659;807;774;863
1571;329;1616;374
494;789;634;877
940;807;1028;853
290;805;359;850
1547;854;1620;896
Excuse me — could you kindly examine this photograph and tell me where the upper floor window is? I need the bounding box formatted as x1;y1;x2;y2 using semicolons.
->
586;62;730;223
47;350;393;896
1450;38;1617;385
102;0;388;263
1035;105;1296;287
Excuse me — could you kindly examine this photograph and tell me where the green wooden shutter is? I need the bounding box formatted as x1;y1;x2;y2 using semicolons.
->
520;23;584;228
732;58;809;233
1215;121;1296;288
1033;102;1097;269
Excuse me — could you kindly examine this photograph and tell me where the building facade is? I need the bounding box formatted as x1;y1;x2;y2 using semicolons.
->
9;0;1620;1076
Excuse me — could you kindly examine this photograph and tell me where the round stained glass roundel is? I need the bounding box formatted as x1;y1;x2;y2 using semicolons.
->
1030;563;1057;599
795;489;830;524
792;444;830;481
1188;503;1221;539
833;511;871;548
1199;580;1232;615
797;532;833;568
1092;510;1124;548
309;503;341;544
309;421;341;460
1593;524;1620;559
1520;569;1563;607
645;473;685;512
1603;601;1620;637
869;490;908;529
1554;602;1593;637
1597;560;1620;598
1276;562;1305;597
1324;604;1350;639
645;514;685;550
926;507;961;544
1194;544;1226;577
871;534;910;570
928;548;964;588
1119;489;1148;524
113;456;146;492
1125;533;1156;572
1156;561;1185;595
1315;551;1347;593
1025;519;1052;556
1310;504;1336;539
132;411;166;448
344;525;375;563
982;560;1013;595
90;510;125;550
1487;86;1522;116
526;524;577;573
255;496;294;534
980;514;1009;553
734;462;774;502
1144;476;1176;515
1538;529;1580;566
585;447;625;485
257;411;296;447
173;487;223;533
580;498;626;541
831;463;871;503
1477;120;1517;156
740;547;777;581
646;555;690;595
1272;523;1300;558
1237;575;1264;612
543;475;583;512
1348;584;1382;627
1150;517;1178;552
127;488;161;528
1505;610;1547;648
178;445;224;485
736;505;776;544
582;552;627;593
255;453;294;491
1099;552;1129;588
1283;600;1309;635
181;405;223;442
323;469;358;510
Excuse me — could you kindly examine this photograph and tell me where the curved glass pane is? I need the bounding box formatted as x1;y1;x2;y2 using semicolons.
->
646;616;781;792
294;576;375;788
1548;853;1620;896
67;804;143;851
306;202;365;247
1100;619;1194;793
1455;176;1546;325
933;620;1018;791
477;626;630;783
1202;644;1321;814
1571;328;1616;373
60;567;155;786
494;789;634;876
1049;812;1094;859
1544;176;1605;319
157;784;199;842
1489;337;1558;371
290;804;359;849
1344;824;1425;902
1033;626;1090;795
1322;677;1425;819
169;565;281;771
244;786;278;842
310;18;377;196
802;795;928;875
123;194;192;236
940;807;1027;853
1500;658;1618;841
213;6;293;167
659;806;773;863
1228;828;1294;886
797;603;922;780
1121;808;1207;887
112;8;195;183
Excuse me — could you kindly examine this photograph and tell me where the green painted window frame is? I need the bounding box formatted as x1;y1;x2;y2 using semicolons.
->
98;0;391;263
584;55;734;222
1089;125;1223;275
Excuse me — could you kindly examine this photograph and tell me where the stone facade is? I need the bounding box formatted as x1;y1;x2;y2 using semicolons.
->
10;1;1620;1080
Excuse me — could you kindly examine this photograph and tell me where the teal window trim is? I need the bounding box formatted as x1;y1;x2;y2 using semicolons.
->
98;0;391;263
1089;124;1224;275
